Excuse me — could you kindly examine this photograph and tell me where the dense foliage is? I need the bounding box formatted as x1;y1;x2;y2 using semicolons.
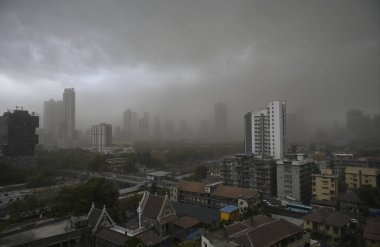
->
357;185;380;208
51;177;119;217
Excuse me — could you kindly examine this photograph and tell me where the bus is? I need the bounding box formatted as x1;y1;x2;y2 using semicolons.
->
285;203;312;214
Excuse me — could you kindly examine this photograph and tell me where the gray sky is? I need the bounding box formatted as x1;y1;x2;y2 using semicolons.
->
0;0;379;133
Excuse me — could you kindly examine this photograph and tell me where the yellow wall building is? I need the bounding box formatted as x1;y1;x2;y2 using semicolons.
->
312;168;338;201
345;167;380;189
220;205;240;221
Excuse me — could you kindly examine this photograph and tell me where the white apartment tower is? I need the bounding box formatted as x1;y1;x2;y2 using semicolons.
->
92;123;112;153
244;100;286;159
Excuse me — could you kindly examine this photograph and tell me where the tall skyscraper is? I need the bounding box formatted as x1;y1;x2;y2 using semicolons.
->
245;100;286;159
214;103;228;141
131;111;139;140
123;108;132;139
0;109;39;156
61;88;76;148
198;119;209;141
178;120;191;140
43;99;62;145
153;116;162;141
138;112;150;140
164;119;175;141
92;123;112;153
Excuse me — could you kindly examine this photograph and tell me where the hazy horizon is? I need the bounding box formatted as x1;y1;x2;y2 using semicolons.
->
1;0;379;137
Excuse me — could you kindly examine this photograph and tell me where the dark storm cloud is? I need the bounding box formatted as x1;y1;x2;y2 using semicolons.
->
0;0;379;133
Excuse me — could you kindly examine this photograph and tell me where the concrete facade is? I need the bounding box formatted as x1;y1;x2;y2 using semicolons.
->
312;168;339;202
245;100;286;159
277;159;312;203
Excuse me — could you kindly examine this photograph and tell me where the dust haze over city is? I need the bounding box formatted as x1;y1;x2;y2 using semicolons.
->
1;0;379;143
1;1;380;247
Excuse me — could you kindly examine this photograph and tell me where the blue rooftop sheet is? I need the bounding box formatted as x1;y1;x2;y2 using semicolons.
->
220;205;239;213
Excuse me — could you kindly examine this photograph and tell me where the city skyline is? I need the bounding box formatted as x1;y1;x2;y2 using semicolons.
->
0;0;379;134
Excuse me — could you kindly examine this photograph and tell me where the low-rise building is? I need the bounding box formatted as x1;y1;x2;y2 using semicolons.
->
345;166;380;189
331;153;380;179
312;168;338;202
0;192;179;247
0;216;92;247
220;154;276;196
202;215;308;247
219;205;240;222
339;191;366;215
364;217;380;247
170;180;260;213
303;208;351;246
172;216;202;242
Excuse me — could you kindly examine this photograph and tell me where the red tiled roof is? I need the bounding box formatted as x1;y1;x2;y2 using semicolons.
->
364;217;380;241
364;224;380;241
88;207;102;227
226;215;274;237
95;228;128;245
175;216;200;229
212;185;257;199
303;209;350;227
177;180;205;193
303;208;332;224
246;219;303;247
325;212;350;227
142;195;165;220
137;229;168;246
159;215;177;225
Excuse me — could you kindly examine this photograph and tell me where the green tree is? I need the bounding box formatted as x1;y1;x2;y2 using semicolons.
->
87;155;108;171
194;165;208;180
338;179;348;193
358;185;380;208
52;177;119;216
0;161;26;186
123;237;145;246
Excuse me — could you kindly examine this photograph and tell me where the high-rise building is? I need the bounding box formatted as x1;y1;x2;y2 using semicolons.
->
0;109;39;156
123;109;132;139
113;126;121;142
92;123;112;153
178;120;191;140
61;88;76;148
245;100;286;159
43;99;63;145
164;119;175;141
198;119;209;141
276;158;312;203
214;103;228;141
152;116;162;141
138;113;150;140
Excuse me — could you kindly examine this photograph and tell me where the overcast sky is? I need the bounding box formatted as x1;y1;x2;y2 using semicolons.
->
0;0;379;133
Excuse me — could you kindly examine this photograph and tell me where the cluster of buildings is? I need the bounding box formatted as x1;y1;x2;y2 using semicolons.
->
41;88;76;148
40;89;234;152
0;190;321;247
119;103;230;143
